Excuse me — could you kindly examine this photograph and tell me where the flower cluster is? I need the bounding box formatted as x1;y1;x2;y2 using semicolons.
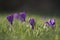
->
7;11;55;30
7;11;26;24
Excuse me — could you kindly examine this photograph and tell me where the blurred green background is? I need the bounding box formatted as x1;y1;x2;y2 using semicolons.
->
0;0;60;17
0;0;60;40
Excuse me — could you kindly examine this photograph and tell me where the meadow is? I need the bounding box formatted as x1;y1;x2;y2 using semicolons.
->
0;12;60;40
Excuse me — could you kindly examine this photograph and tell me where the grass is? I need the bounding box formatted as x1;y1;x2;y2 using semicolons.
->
0;13;60;40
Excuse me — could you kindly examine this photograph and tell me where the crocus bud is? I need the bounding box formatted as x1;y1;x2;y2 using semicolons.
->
29;18;35;30
7;14;13;25
19;12;26;22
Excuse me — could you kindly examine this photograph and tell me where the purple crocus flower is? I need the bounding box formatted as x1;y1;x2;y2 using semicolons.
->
7;14;13;25
45;18;55;26
29;18;35;30
13;13;19;19
19;12;26;22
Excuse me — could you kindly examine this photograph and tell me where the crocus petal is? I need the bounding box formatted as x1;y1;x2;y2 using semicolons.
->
7;14;13;25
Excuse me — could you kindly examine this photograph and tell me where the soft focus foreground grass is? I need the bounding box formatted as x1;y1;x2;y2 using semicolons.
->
0;14;60;40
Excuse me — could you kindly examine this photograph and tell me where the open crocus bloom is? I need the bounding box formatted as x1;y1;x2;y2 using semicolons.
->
46;18;55;26
7;14;13;25
19;12;26;22
29;18;35;30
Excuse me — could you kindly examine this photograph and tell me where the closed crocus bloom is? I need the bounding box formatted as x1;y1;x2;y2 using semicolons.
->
29;18;35;30
19;12;26;22
50;19;55;25
46;18;55;26
13;13;19;19
7;14;13;25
